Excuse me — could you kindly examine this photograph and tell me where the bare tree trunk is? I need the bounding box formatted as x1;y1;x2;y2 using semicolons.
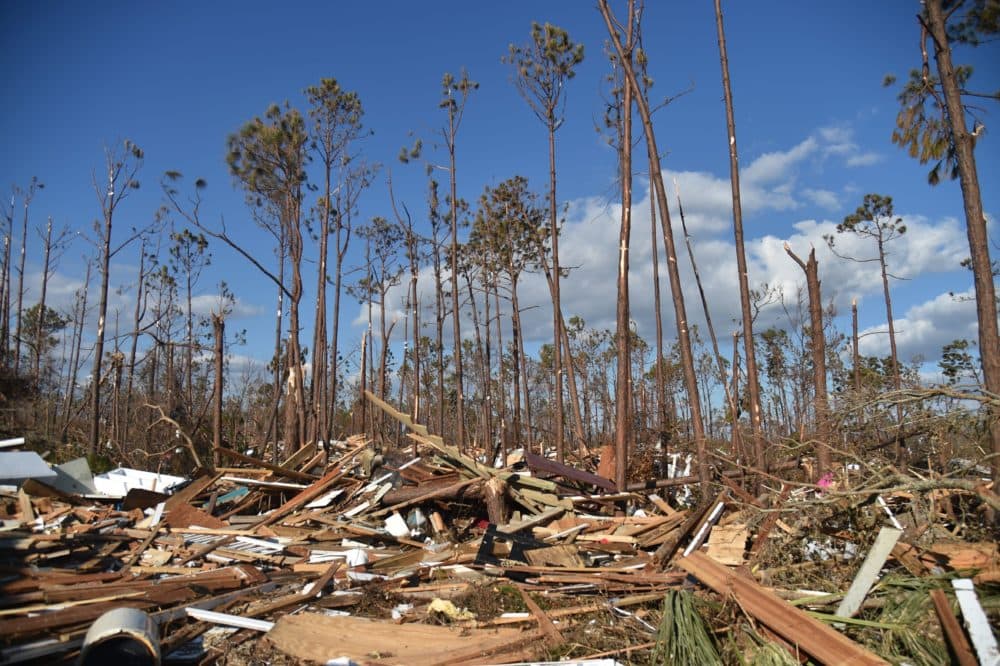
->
491;280;508;461
89;211;113;456
483;264;496;458
464;270;490;453
13;181;39;377
486;272;511;466
715;0;766;475
448;134;466;451
600;0;709;492
432;220;446;437
511;282;532;449
649;185;667;442
33;217;53;384
268;242;285;460
613;3;635;490
785;245;830;474
311;168;331;446
359;330;369;436
547;127;566;463
123;241;148;446
330;205;349;438
286;197;307;452
533;246;587;455
213;313;224;467
676;183;740;463
62;262;90;438
1;196;12;368
924;0;1000;483
852;298;861;392
876;236;905;466
731;331;741;457
183;258;194;411
406;221;421;424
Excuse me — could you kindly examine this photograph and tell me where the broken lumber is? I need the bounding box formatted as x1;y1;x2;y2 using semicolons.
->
678;550;888;665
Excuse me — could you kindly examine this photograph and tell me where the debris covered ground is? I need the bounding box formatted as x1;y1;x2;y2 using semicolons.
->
1;396;998;665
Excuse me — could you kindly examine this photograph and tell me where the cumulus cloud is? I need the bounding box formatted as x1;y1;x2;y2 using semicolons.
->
743;137;818;184
818;124;883;167
355;125;974;379
857;288;981;362
802;188;840;210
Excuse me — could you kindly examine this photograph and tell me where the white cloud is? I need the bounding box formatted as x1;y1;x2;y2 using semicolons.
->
361;126;973;381
817;124;882;167
846;152;882;167
743;137;818;184
857;288;981;362
802;188;839;209
190;293;263;319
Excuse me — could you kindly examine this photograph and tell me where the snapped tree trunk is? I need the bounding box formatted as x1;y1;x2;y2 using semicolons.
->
785;245;830;475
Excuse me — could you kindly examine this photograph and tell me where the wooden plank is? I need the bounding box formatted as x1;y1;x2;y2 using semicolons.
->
265;612;539;666
369;477;481;518
216;447;319;482
649;496;714;568
499;506;565;533
164;473;221;512
17;489;34;523
524;544;585;568
682;493;727;557
523;450;616;492
835;527;901;619
679;551;888;665
952;578;1000;666
647;493;678;516
930;589;977;666
163;501;227;529
890;541;925;576
279;440;318;470
705;523;749;566
516;584;564;648
250;441;366;530
749;485;792;560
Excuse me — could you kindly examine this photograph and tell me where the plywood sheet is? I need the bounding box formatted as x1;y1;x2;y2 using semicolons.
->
266;613;536;666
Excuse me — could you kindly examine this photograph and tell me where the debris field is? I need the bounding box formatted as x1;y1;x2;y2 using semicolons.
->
1;395;998;665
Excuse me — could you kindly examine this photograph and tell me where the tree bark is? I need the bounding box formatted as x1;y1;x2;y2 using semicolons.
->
715;0;766;475
33;217;53;384
785;245;830;475
447;110;466;451
213;313;224;468
852;298;860;392
924;0;1000;482
89;199;114;455
13;183;37;377
877;235;905;467
122;240;147;444
599;0;709;492
613;2;635;490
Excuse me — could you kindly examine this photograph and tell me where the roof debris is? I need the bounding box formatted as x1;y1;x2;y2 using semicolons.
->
0;395;997;664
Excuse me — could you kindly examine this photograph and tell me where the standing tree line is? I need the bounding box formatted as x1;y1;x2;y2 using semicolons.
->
0;0;996;486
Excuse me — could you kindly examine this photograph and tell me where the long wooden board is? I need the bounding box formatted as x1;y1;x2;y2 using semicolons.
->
679;551;888;665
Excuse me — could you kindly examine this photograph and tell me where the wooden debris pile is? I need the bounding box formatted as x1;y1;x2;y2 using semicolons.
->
0;396;997;664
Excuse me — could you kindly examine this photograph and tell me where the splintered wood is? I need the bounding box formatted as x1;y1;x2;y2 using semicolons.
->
0;394;993;664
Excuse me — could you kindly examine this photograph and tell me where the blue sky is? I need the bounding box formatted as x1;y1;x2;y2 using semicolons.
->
2;1;998;381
